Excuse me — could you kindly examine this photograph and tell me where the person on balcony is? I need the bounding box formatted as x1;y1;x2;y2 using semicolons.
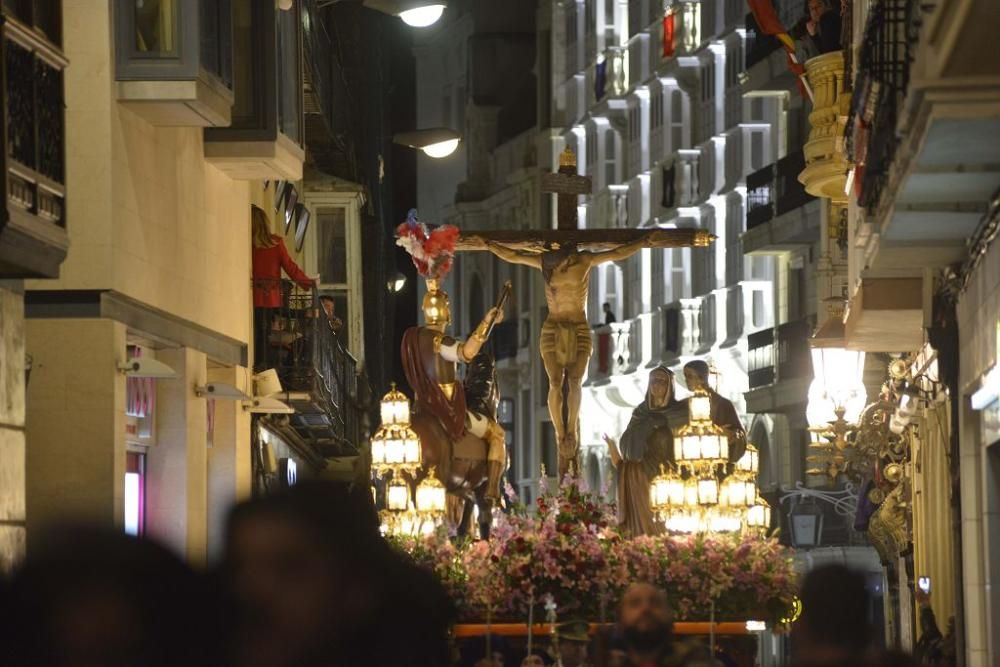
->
251;205;316;371
603;302;617;325
792;0;842;62
318;295;345;337
604;366;684;537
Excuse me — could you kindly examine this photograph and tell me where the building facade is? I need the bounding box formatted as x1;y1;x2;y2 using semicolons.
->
18;0;384;563
550;0;778;496
799;0;1000;660
0;2;68;572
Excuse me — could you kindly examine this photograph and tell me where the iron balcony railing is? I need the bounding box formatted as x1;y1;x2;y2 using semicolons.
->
746;149;814;230
253;279;363;451
848;0;920;211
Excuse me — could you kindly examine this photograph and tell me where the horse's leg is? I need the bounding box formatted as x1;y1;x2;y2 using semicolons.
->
457;496;474;539
476;487;494;540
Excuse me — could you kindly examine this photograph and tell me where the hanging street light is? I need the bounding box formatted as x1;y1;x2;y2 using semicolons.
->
393;128;462;158
362;0;448;27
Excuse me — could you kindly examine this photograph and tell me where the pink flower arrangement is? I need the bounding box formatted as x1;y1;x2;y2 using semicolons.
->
391;478;798;626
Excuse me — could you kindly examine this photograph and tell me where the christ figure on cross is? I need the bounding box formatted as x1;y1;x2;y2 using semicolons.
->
485;235;654;475
464;147;711;477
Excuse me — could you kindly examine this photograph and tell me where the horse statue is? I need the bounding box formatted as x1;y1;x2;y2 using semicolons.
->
409;351;503;538
399;280;510;539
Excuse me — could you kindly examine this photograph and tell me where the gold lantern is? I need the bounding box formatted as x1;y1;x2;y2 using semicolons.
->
415;469;447;515
371;386;422;477
386;477;411;512
675;388;730;473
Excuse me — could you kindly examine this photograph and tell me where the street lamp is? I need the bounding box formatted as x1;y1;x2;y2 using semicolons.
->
387;271;407;292
788;498;825;548
393;128;462;158
362;0;448;27
807;315;867;428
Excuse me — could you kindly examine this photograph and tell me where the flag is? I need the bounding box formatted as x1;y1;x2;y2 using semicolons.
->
746;0;813;101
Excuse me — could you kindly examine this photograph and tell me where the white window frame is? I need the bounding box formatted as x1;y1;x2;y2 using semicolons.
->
302;190;366;364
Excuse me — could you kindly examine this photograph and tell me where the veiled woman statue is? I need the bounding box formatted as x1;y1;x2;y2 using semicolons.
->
603;366;686;537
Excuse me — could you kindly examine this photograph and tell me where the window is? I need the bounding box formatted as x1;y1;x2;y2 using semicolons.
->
604;128;618;186
204;0;305;174
662;9;676;58
115;0;233;90
586;126;597;172
603;0;616;45
276;4;301;142
669;89;685;151
316;208;347;284
651;90;663;129
124;451;146;537
701;60;714;102
629;105;640;143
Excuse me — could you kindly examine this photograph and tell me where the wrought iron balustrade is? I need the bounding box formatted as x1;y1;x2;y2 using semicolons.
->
253;279;364;454
747;316;813;390
848;0;919;211
748;327;775;389
746;150;814;230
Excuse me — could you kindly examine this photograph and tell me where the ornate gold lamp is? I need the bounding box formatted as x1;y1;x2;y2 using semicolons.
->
371;385;446;537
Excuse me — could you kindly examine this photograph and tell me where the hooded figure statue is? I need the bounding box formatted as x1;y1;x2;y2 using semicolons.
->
604;366;686;537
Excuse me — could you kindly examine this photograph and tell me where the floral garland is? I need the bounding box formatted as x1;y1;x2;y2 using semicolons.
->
389;477;798;626
395;209;460;280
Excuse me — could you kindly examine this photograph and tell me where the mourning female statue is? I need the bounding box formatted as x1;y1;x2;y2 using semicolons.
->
603;366;685;537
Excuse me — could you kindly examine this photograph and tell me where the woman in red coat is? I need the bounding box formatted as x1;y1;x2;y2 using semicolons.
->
251;205;315;370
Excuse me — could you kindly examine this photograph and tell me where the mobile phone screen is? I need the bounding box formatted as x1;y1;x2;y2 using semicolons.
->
918;577;930;593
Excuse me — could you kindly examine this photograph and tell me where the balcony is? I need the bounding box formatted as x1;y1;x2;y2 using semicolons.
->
0;9;68;278
744;150;819;254
745;317;814;413
253;280;365;459
798;50;851;202
204;1;305;180
114;0;234;127
845;0;995;279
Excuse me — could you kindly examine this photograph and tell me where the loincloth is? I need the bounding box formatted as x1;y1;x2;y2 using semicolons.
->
540;320;592;367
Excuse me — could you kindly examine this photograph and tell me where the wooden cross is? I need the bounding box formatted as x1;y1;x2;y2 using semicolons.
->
456;147;714;252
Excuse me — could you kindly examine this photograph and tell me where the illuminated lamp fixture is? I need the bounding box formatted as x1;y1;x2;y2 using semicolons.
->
746;495;772;533
415;469;447;516
736;444;759;478
370;384;421;476
387;271;407;293
675;388;730;471
386;477;411;512
393;128;461;158
363;0;448;27
807;314;867;431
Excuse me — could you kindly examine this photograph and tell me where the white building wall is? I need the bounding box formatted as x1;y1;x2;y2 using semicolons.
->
561;0;775;493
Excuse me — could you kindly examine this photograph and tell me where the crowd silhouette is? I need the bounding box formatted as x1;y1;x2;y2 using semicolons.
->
0;481;937;666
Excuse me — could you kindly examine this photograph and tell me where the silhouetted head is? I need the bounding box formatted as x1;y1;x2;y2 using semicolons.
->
793;565;872;662
0;526;215;667
222;481;454;667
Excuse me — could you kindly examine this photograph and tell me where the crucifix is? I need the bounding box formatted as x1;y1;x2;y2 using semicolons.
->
457;147;713;477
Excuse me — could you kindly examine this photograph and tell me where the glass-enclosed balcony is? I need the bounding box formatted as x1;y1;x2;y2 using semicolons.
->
114;0;234;127
204;0;305;180
0;3;68;278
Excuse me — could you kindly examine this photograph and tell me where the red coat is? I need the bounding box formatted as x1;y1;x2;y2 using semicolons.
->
252;236;314;307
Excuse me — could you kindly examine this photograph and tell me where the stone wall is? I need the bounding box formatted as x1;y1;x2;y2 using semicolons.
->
0;283;25;573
